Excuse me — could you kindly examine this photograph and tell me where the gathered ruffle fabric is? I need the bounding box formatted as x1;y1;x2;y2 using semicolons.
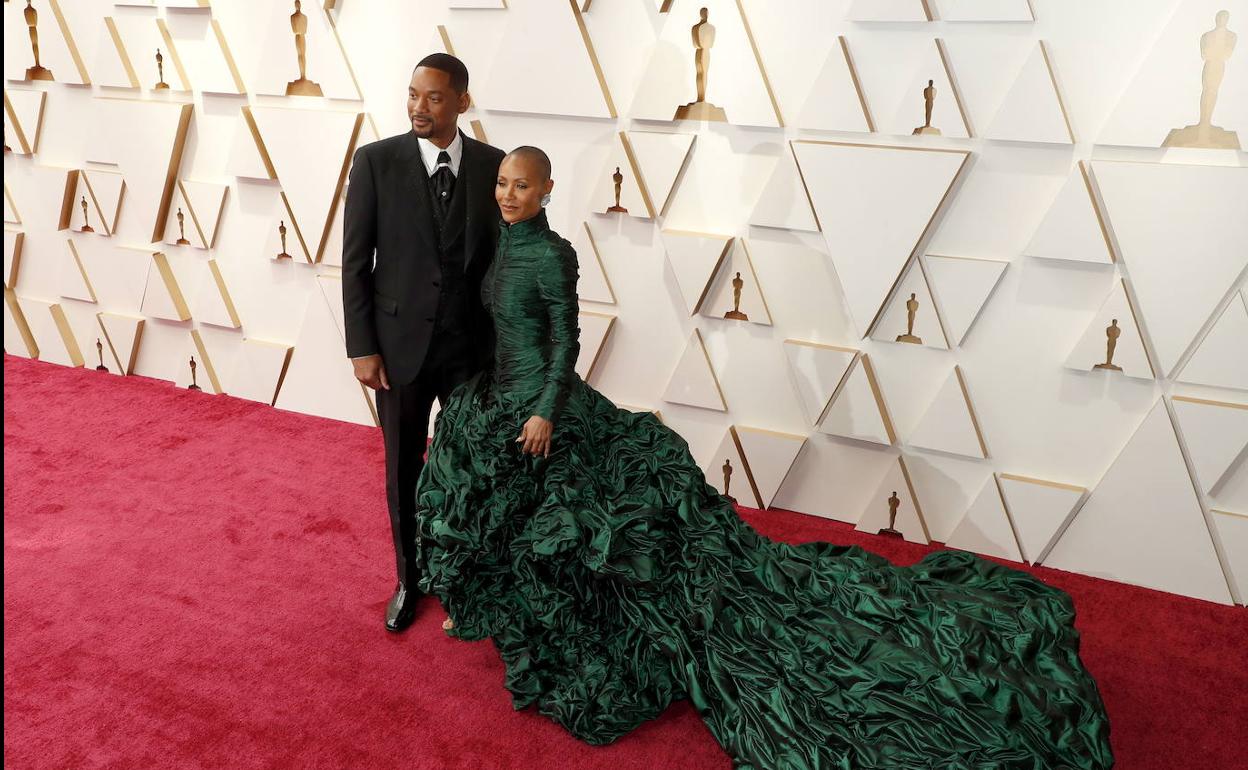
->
414;372;1114;770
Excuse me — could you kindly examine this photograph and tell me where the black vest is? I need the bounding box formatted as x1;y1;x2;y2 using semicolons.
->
428;167;469;335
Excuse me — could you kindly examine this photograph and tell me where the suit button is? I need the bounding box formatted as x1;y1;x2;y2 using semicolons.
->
432;281;440;287
426;317;435;323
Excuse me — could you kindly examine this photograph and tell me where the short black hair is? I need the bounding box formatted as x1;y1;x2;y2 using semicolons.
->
506;146;552;182
414;53;469;94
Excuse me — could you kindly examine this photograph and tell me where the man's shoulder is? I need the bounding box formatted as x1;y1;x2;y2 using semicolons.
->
464;134;506;164
358;133;409;159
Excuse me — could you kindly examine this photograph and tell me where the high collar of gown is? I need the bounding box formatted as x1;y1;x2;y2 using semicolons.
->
498;208;550;246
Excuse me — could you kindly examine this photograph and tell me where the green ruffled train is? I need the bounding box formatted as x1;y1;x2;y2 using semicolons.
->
415;211;1113;769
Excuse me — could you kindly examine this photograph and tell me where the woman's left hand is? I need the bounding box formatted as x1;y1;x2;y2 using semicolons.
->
516;415;554;457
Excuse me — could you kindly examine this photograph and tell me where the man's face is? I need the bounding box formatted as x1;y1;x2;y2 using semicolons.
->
407;67;468;140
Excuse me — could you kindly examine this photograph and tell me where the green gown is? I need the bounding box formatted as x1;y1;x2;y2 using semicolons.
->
414;210;1114;769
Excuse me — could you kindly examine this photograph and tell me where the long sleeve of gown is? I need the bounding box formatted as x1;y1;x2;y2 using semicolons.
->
533;241;580;422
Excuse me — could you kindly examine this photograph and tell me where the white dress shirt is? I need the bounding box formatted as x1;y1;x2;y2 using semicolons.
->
417;131;463;178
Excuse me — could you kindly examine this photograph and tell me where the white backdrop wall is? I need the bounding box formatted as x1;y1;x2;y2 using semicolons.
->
4;0;1247;605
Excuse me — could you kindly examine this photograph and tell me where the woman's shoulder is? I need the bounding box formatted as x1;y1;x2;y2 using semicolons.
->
537;230;575;261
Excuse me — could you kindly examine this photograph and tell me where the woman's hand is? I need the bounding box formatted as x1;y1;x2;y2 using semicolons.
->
515;415;554;457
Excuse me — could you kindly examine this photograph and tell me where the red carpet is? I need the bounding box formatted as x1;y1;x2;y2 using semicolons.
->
3;353;1245;769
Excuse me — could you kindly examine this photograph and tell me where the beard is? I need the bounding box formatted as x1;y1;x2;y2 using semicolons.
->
410;116;435;138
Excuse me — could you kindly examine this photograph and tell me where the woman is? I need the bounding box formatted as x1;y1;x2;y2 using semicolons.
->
414;147;1114;769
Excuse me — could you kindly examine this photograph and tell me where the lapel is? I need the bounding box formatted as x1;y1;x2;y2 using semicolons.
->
400;131;438;256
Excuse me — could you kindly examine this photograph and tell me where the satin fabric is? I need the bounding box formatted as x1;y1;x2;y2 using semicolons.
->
414;210;1114;769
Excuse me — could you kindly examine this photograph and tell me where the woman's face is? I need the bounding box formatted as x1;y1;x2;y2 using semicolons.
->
496;154;553;224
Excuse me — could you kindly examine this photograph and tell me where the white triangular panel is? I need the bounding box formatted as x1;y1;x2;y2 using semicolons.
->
907;366;986;458
702;428;758;508
104;15;191;91
571;222;615;305
661;231;732;315
576;311;615;382
749;147;819;232
984;43;1073;144
3;289;37;358
173;330;225;394
856;458;930;544
847;0;930;21
96;311;145;376
699;240;772;326
4;230;24;289
1023;162;1113;264
19;297;82;367
903;452;994;542
934;0;1034;21
870;258;948;348
162;14;246;95
781;340;857;425
1098;0;1248;149
1178;292;1248;391
227;338;292;406
628;130;696;215
480;0;612;119
735;427;807;509
82;170;126;236
946;478;1023;562
630;0;781;127
1094;160;1248;376
178;180;228;249
246;2;359;99
274;283;375;426
264;216;308;263
592;134;652;218
662;329;726;411
4;185;20;225
1172;396;1248;493
1045;399;1233;604
1064;280;1152;380
819;354;895;446
91;99;192;243
924;255;1006;345
797;37;872;133
140;252;192;322
192;259;241;329
4;88;46;154
2;0;90;85
793;140;968;337
887;41;970;138
248;107;362;263
997;473;1086;563
59;241;96;303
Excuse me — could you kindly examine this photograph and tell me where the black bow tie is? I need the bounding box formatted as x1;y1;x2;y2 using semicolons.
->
431;150;455;217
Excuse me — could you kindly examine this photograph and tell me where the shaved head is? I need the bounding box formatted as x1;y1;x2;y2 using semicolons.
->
505;146;552;182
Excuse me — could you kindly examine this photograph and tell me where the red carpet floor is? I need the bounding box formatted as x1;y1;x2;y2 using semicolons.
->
4;353;1245;769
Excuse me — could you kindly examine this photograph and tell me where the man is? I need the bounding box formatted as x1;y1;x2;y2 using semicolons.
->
342;53;505;632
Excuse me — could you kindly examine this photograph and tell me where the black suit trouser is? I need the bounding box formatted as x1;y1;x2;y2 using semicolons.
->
375;328;476;588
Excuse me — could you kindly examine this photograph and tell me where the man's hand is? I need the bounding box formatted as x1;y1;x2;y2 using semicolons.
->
515;415;554;457
352;354;390;391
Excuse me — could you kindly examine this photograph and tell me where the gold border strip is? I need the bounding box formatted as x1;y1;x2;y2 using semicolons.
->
737;0;783;127
5;288;39;358
580;221;616;304
65;239;98;303
569;0;617;119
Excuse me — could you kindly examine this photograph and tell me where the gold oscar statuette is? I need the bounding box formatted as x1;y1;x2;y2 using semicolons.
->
188;355;201;391
175;207;191;245
673;7;728;122
154;48;170;90
78;196;94;233
895;293;923;344
96;338;108;372
912;79;941;136
24;1;54;81
285;0;324;97
606;167;628;214
1163;11;1240;150
1093;318;1124;371
275;220;293;259
879;491;903;538
724;271;749;321
722;458;736;503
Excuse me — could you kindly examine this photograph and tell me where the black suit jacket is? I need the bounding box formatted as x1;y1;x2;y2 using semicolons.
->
342;129;505;386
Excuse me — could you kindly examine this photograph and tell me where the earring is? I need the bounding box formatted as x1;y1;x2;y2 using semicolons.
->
540;193;552;207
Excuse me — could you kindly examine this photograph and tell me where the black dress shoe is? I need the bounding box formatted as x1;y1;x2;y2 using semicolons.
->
385;581;419;632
